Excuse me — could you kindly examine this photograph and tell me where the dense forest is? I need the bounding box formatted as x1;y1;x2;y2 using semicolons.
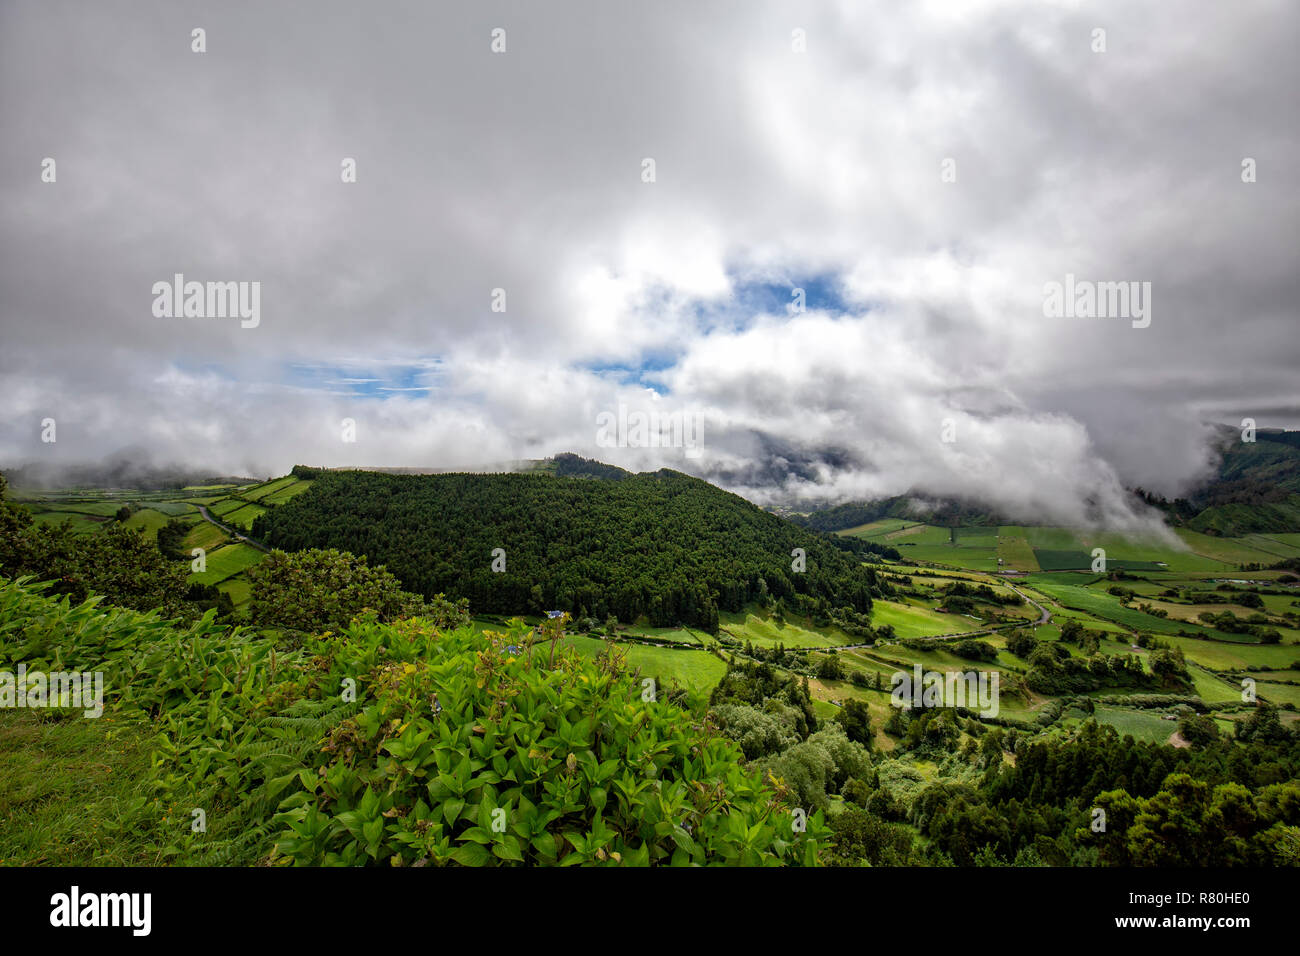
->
253;465;886;631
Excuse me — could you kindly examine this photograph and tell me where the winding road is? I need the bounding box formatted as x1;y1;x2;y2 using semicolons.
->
195;504;269;552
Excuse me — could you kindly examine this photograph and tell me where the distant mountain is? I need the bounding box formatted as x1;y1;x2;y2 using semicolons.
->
254;462;886;631
1135;427;1300;535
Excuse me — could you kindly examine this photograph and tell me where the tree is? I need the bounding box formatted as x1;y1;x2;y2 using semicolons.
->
836;698;873;747
0;500;194;620
156;518;191;560
816;653;846;681
1059;619;1084;644
1178;712;1219;747
247;548;468;633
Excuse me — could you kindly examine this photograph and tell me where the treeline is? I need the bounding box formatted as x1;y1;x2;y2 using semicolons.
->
253;468;886;631
828;535;901;562
830;708;1299;866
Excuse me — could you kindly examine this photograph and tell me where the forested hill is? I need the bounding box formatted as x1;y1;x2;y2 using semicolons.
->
252;466;884;631
1134;430;1300;535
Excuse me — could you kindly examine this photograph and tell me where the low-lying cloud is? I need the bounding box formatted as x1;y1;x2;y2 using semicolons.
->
1;1;1295;534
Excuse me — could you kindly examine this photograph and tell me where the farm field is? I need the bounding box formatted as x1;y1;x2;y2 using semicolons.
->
870;599;987;639
28;510;107;533
217;577;252;609
222;503;267;531
183;520;229;553
7;475;327;619
189;543;265;587
549;634;727;705
1089;704;1177;744
720;610;857;649
842;517;916;538
122;508;173;541
997;527;1039;571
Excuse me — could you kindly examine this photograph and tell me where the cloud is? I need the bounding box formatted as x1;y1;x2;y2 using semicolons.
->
1;0;1295;531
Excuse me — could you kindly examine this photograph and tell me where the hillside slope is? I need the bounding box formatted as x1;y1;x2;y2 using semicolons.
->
253;463;884;630
1183;434;1300;535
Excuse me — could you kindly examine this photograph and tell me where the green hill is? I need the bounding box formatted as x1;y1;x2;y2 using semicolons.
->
252;462;885;631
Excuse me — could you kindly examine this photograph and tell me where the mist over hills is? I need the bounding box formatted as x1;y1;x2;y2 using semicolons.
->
791;427;1300;537
7;427;1299;540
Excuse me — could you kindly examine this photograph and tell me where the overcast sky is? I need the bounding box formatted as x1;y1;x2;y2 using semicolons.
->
1;0;1296;529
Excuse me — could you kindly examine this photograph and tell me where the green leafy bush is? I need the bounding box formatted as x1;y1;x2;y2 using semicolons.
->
276;620;827;865
0;577;826;867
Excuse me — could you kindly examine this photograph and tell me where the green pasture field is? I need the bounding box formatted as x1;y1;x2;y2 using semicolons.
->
900;544;1000;572
182;521;228;553
209;498;246;517
1247;681;1300;707
122;508;171;541
997;527;1040;571
952;526;998;545
719;610;857;649
1160;633;1299;671
550;634;727;704
29;511;106;533
839;649;907;682
884;524;954;545
21;500;125;517
1032;549;1164;572
222;503;267;530
866;640;1018;676
146;500;197;516
261;480;314;506
842;518;916;538
1145;598;1298;633
613;622;712;647
1187;668;1247;704
1023;575;1246;640
1090;704;1177;744
189;543;265;586
1261;594;1300;615
870;599;984;639
240;476;297;502
1172;530;1297;568
217;577;252;609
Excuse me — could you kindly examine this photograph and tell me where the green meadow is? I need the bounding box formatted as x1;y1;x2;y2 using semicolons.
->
189;543;265;587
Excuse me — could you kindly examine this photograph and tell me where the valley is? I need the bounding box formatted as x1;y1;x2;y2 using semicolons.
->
4;454;1299;867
